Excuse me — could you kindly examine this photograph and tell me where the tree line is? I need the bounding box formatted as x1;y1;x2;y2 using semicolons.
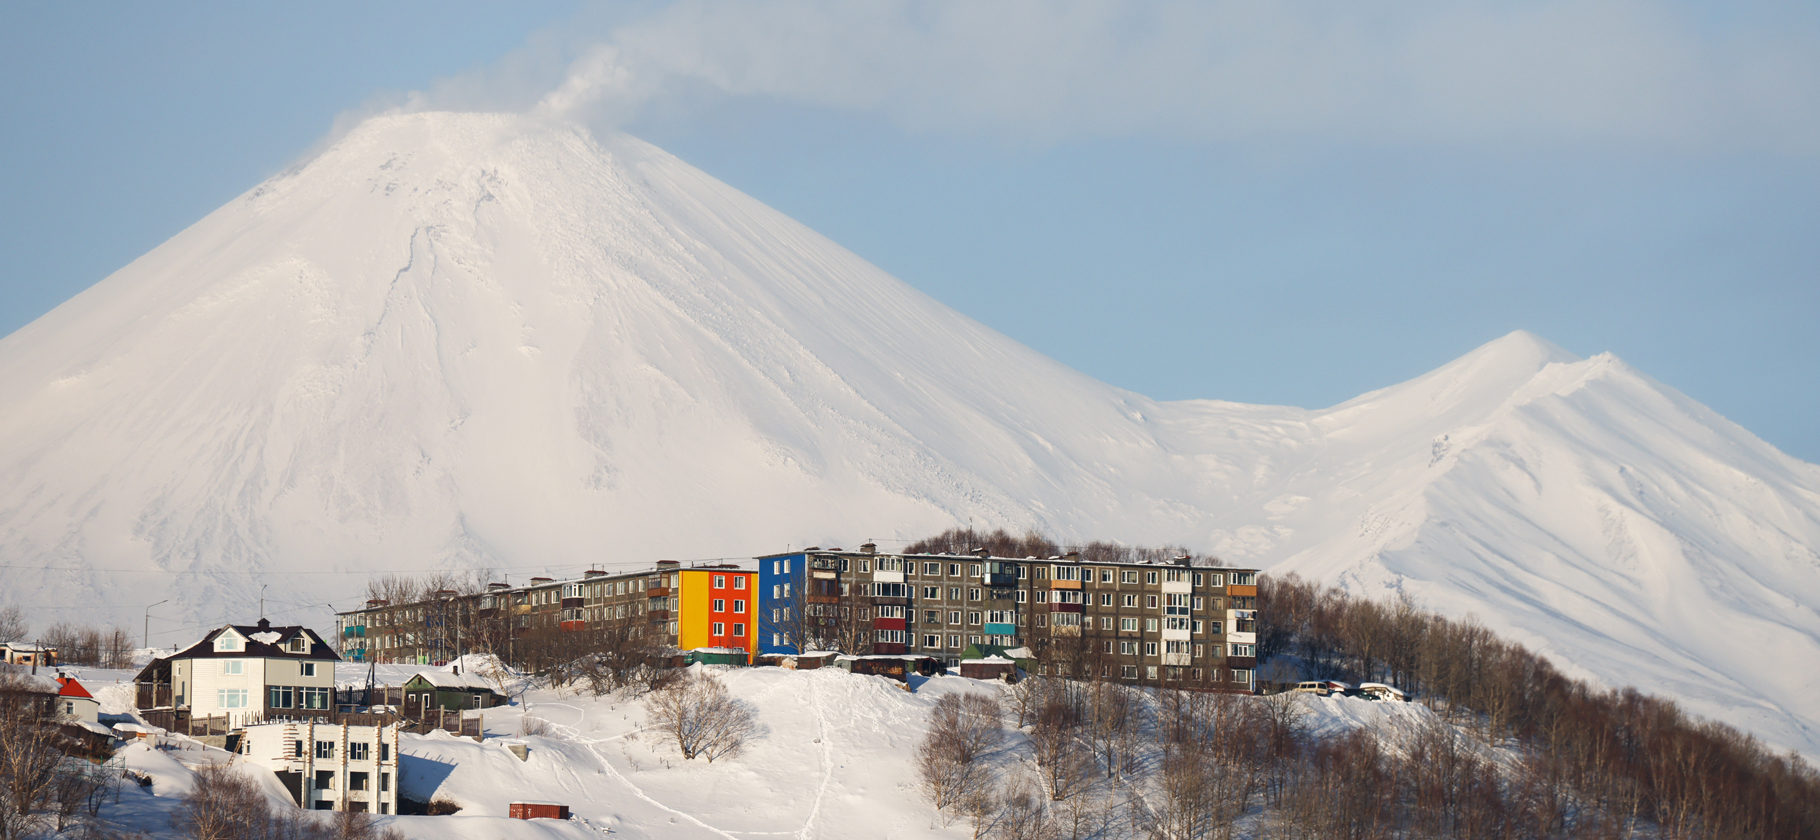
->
903;528;1224;567
1258;572;1820;839
917;672;1820;840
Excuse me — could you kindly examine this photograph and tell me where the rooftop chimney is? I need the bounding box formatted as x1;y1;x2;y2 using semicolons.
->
972;547;991;559
860;542;877;555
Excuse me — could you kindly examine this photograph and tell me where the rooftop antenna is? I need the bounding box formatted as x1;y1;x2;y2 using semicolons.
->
259;583;268;620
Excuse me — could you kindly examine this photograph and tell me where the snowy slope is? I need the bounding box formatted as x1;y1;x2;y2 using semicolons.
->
90;667;1445;839
0;111;1816;756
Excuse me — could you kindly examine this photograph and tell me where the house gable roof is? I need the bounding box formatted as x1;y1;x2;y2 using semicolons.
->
56;676;94;700
162;619;341;667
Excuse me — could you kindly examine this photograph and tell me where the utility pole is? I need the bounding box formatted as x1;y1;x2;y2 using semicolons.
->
259;584;268;620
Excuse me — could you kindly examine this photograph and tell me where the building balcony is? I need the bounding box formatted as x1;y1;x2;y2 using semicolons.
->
1049;603;1084;613
870;596;908;607
646;587;671;598
983;573;1017;587
647;610;670;622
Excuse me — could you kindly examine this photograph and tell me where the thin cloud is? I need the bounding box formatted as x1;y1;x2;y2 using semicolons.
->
438;0;1820;156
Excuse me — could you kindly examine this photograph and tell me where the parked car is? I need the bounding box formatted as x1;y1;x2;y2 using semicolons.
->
1291;680;1352;697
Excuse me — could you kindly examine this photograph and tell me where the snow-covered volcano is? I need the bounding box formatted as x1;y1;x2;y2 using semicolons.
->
0;111;1816;754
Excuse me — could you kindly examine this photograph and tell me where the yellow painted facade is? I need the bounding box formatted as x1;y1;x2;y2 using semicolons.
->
675;569;758;662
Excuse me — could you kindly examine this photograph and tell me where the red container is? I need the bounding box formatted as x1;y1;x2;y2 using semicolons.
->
510;802;571;820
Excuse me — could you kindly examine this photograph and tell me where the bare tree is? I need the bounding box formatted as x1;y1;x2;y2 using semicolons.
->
643;671;757;762
916;692;1007;822
0;607;24;644
0;672;70;840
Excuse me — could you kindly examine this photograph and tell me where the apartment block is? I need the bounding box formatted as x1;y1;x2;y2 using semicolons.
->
756;544;1259;692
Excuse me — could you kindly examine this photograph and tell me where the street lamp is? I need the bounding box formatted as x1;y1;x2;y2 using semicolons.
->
144;599;170;651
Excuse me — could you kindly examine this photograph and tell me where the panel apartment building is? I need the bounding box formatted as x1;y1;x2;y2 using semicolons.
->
335;560;757;668
757;544;1259;692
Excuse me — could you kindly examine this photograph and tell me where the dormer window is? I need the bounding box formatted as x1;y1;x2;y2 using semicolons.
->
216;634;240;652
288;636;308;653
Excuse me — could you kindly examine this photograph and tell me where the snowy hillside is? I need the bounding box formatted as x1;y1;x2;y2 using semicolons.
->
84;664;1446;839
0;110;1816;756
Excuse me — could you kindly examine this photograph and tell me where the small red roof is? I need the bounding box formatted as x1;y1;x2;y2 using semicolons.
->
56;677;93;700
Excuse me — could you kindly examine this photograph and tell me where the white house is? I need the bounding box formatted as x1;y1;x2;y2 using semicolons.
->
239;719;401;813
134;618;339;727
55;675;100;723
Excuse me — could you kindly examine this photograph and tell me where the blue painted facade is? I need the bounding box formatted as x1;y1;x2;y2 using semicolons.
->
756;551;807;655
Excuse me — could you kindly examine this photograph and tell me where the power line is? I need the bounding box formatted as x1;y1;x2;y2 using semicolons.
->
0;554;760;576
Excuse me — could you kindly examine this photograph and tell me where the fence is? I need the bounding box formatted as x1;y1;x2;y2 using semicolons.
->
137;706;482;740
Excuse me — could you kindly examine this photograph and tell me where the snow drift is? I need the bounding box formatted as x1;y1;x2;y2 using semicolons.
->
0;111;1816;755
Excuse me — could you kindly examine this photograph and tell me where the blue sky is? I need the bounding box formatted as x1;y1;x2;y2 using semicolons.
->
3;1;1817;461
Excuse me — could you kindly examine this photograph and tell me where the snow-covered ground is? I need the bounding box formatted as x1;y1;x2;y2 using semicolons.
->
0;110;1815;758
76;664;1450;839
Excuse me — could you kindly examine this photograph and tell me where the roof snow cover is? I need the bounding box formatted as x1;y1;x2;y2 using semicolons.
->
0;111;1816;755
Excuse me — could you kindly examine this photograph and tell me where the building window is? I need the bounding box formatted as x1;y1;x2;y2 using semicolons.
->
1119;618;1138;631
968;589;981;601
734;577;746;590
1147;666;1160;680
1100;569;1113;583
713;599;725;612
1145;642;1159;656
1121;571;1138;584
222;660;243;676
269;686;294;709
876;629;906;644
315;741;335;759
968;612;982;625
733;623;745;637
349;743;370;761
948;634;961;648
969;564;981;578
1167;640;1189;655
1121;594;1136;607
1147;595;1159;609
713;575;726;588
922;586;938;599
1121;666;1138;679
772;584;781;598
301;662;316;677
713;622;726;636
1229;643;1255;657
1229;572;1256;586
733;600;746;614
1195;644;1204;658
924;563;940;575
968;635;981;645
218;689;248;709
379;744;389;761
302;687;331;710
949;611;962;625
1100;616;1113;630
1232;669;1253;685
1120;641;1136;655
